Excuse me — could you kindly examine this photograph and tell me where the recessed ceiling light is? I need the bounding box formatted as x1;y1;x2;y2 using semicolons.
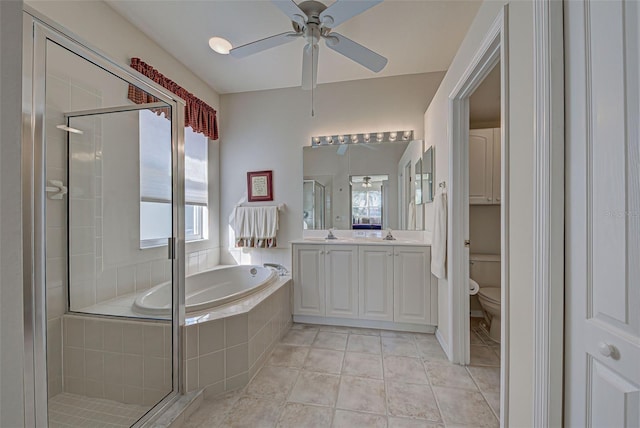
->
208;37;232;55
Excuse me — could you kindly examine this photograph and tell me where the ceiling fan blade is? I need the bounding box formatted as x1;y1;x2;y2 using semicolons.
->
271;0;308;26
319;0;383;28
301;44;319;90
230;32;300;58
324;32;387;72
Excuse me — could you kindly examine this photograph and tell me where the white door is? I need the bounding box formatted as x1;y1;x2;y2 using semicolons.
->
565;1;640;426
393;246;431;324
359;246;394;321
293;244;325;316
325;245;358;318
468;128;494;204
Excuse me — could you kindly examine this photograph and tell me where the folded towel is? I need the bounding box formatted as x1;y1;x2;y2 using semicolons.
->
233;206;279;248
431;190;447;279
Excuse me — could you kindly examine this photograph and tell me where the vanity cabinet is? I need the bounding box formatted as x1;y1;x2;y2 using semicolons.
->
292;244;358;318
359;246;394;321
293;242;436;330
393;246;432;324
469;128;501;205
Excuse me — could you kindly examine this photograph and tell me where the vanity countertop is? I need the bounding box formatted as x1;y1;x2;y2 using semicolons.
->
290;238;431;246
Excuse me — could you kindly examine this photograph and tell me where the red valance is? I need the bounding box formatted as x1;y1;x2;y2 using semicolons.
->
128;58;219;140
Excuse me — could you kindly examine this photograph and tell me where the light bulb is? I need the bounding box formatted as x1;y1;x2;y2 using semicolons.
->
363;133;370;142
403;131;412;140
351;134;359;143
325;136;333;144
376;132;384;142
389;132;397;141
338;135;345;144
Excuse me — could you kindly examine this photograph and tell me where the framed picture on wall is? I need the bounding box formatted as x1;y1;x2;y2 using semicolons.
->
247;170;273;202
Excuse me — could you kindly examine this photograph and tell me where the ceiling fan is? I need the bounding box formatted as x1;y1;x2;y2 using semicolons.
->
230;0;387;90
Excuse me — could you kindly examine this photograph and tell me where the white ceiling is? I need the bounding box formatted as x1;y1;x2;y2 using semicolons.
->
106;0;482;94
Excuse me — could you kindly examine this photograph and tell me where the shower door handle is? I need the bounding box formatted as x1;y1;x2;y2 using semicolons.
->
168;237;176;259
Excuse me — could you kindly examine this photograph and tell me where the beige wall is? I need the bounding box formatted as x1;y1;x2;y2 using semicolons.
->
423;1;535;425
0;1;25;425
219;72;444;269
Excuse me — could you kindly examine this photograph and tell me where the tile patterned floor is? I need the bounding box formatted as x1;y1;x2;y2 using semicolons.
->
48;392;150;428
184;323;501;428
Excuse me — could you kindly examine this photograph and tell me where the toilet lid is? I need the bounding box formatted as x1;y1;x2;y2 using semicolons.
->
478;287;501;303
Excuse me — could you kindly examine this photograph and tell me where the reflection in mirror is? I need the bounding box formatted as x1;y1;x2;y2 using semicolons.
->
44;40;172;425
303;180;326;229
423;146;435;203
415;158;423;205
351;175;389;229
304;140;426;230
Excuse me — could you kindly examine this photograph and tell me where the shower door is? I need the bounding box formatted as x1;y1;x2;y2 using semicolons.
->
23;14;185;427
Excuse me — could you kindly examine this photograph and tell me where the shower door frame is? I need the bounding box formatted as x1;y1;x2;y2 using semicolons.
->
22;8;186;427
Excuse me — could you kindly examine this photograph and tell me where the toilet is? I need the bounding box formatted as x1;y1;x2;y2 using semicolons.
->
470;253;501;343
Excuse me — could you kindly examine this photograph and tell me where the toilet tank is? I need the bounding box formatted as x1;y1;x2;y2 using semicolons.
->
470;253;501;287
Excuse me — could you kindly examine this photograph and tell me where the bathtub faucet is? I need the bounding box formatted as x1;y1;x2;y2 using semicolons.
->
264;263;289;276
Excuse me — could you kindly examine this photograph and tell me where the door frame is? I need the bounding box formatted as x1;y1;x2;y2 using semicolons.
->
448;2;565;426
532;1;564;426
447;5;510;422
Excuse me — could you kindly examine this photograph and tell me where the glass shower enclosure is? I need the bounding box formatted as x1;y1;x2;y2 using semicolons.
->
303;180;325;229
23;11;185;427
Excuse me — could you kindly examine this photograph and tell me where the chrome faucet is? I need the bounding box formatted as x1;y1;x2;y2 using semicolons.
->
326;228;338;240
383;228;396;240
264;263;289;276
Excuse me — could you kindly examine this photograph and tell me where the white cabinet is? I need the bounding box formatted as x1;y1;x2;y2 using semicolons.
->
393;246;433;324
469;128;501;205
292;245;325;316
325;245;359;319
293;243;436;329
292;244;358;318
359;246;394;321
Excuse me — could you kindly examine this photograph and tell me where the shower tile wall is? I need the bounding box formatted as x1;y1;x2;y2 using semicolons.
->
46;72;102;397
62;315;171;406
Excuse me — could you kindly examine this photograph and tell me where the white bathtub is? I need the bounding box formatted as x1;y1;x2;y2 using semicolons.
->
132;265;278;316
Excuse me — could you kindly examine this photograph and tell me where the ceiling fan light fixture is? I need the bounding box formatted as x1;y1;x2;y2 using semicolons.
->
208;37;232;55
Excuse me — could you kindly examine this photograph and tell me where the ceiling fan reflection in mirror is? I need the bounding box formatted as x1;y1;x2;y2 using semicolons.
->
230;0;388;90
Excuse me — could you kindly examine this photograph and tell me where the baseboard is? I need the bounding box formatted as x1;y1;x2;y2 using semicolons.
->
435;328;452;361
292;315;436;334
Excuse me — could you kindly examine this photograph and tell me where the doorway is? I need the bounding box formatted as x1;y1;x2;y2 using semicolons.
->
447;7;509;424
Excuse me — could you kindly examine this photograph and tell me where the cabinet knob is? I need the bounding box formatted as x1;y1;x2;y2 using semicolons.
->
319;250;324;255
326;250;331;254
598;342;617;358
387;252;392;256
487;197;492;201
496;198;501;202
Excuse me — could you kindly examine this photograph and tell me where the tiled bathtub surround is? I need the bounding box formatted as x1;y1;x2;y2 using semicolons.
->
184;280;292;395
182;323;501;428
62;314;172;407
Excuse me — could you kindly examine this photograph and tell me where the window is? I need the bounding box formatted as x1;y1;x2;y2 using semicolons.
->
139;109;208;248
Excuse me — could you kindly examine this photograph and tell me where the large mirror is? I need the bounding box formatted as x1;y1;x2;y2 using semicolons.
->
303;140;424;230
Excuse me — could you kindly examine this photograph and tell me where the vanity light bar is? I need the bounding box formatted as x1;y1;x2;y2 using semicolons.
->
310;130;413;146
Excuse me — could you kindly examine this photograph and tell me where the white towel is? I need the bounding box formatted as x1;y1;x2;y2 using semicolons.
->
431;190;447;279
233;206;279;248
256;206;278;239
408;200;416;230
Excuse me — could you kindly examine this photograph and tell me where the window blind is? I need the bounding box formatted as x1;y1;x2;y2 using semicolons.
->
139;109;208;205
